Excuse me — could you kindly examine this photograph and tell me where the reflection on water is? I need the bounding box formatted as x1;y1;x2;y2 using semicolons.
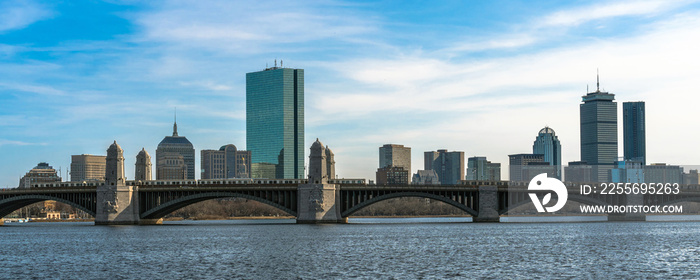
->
2;218;700;278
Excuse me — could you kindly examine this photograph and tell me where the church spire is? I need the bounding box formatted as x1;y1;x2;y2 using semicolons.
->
173;108;178;137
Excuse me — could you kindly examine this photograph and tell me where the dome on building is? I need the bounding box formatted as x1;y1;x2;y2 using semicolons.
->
538;126;556;136
311;138;324;149
108;140;123;153
219;144;237;151
137;148;150;157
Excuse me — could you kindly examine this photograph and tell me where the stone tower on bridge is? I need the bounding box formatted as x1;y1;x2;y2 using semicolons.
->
297;139;344;223
96;141;140;225
135;148;152;181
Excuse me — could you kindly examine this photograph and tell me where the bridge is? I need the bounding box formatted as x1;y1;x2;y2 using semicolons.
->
3;179;700;225
2;140;700;225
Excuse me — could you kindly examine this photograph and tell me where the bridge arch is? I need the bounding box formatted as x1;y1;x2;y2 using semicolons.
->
140;192;297;219
342;192;478;217
499;194;609;215
0;195;96;218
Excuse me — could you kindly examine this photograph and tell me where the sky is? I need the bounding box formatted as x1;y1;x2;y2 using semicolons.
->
2;0;700;187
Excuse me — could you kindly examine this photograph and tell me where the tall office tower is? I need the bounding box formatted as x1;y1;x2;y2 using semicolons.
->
246;65;304;179
424;149;464;185
135;148;152;181
580;73;617;182
70;154;106;182
156;120;195;180
379;144;411;183
201;144;252;179
532;126;562;179
623;101;646;165
19;162;62;188
466;156;501;181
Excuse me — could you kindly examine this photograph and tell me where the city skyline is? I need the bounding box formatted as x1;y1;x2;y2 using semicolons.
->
3;1;700;187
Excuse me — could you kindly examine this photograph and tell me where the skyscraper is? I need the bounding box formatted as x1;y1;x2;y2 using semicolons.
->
532;126;562;179
580;73;617;182
156;120;195;180
379;144;411;182
424;149;464;185
246;65;304;179
201;144;252;179
623;101;646;165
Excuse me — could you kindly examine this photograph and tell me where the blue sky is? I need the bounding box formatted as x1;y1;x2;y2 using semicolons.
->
2;0;700;187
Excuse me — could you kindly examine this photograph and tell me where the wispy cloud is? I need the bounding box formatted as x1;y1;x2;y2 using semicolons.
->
539;0;687;27
0;82;65;96
0;139;46;146
132;0;377;54
0;1;53;33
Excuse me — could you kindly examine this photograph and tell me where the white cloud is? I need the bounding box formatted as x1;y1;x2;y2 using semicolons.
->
132;0;376;53
539;0;690;27
0;139;45;146
0;1;53;33
0;82;65;96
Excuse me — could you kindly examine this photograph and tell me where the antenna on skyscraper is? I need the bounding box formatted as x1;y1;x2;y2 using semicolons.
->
596;68;600;92
281;60;283;67
275;59;277;67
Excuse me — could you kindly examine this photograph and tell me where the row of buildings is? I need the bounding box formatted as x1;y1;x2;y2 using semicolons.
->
373;75;697;185
18;64;304;187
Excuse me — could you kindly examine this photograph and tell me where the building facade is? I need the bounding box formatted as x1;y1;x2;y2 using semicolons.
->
532;126;562;179
157;153;187;180
466;156;501;181
376;166;409;185
19;162;62;188
201;144;252;179
246;66;304;179
623;101;646;165
412;170;440;185
580;75;618;182
424;150;464;185
135;148;152;181
70;154;106;182
508;154;545;183
156;121;195;180
564;161;593;183
379;144;411;182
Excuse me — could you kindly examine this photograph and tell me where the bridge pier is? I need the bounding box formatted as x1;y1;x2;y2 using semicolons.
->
474;185;500;222
95;141;141;225
297;183;345;224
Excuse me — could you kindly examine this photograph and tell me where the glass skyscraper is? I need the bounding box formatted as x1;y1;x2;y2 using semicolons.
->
532;126;562;179
623;101;646;165
580;76;617;182
246;66;304;179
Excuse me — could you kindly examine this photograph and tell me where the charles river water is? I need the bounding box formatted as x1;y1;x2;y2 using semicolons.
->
2;217;700;279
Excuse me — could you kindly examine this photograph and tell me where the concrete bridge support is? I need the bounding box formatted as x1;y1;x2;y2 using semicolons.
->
474;186;500;222
95;141;141;225
297;183;345;224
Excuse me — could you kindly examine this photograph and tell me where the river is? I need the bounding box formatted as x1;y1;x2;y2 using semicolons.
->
2;218;700;279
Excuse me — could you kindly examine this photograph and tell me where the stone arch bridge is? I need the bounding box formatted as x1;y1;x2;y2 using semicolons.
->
2;180;700;225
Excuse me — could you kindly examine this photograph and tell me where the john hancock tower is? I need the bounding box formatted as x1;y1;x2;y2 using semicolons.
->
246;63;304;179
